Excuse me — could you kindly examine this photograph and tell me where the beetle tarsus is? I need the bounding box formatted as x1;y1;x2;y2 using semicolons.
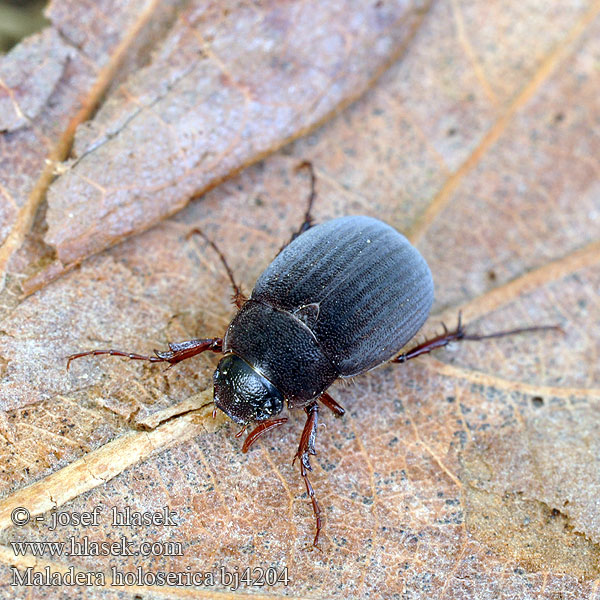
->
393;312;561;363
293;402;323;549
67;337;223;370
67;349;162;370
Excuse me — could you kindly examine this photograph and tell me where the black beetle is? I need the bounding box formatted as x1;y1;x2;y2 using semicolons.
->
68;162;557;548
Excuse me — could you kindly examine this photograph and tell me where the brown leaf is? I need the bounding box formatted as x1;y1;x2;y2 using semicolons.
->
1;0;600;598
26;0;429;290
0;0;191;286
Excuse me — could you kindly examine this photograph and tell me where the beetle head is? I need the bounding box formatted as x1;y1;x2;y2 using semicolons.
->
213;354;284;425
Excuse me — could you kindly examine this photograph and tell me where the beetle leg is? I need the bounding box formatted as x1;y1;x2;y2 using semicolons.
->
67;337;223;370
187;228;247;309
293;402;323;549
392;311;561;363
241;417;289;453
289;161;317;242
319;391;345;417
277;161;318;255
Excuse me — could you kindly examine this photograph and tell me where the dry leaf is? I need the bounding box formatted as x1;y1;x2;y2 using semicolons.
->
0;0;599;598
0;0;193;287
27;0;428;291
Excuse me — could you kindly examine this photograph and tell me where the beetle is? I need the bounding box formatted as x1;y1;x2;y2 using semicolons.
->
67;162;558;548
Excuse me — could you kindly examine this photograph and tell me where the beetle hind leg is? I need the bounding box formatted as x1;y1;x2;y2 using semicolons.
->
293;402;323;549
392;312;561;364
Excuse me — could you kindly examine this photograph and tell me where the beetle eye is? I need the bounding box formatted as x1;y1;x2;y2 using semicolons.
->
259;394;283;418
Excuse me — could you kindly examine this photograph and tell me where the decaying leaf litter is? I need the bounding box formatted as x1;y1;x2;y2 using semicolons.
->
0;0;599;598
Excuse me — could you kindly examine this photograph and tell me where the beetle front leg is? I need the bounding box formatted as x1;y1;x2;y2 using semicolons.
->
392;312;561;364
293;402;323;549
67;337;223;370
